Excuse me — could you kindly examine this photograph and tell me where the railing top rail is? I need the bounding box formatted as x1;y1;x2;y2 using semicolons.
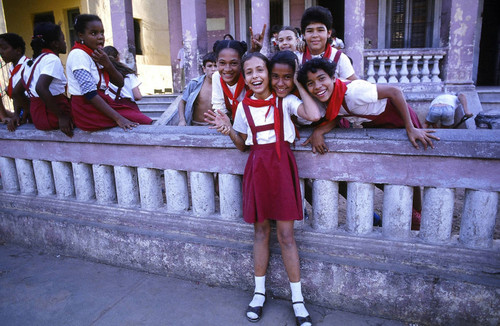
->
364;48;448;56
0;125;499;191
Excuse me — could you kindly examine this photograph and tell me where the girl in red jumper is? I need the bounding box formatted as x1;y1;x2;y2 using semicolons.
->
19;22;73;136
206;52;320;326
66;14;151;131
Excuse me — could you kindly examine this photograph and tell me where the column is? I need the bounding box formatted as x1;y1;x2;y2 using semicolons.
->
382;185;413;239
346;182;373;235
0;157;18;193
52;161;75;198
219;173;242;220
110;0;136;69
114;166;140;207
164;169;189;212
445;0;480;87
180;0;208;82
344;0;365;79
15;159;36;195
93;164;117;204
138;167;164;210
33;160;55;197
312;180;338;232
72;162;95;201
251;0;270;55
190;172;215;216
419;187;454;243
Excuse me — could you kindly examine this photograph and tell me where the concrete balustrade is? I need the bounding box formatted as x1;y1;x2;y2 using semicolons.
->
93;164;117;204
382;185;413;239
32;160;55;197
0;126;499;326
114;166;140;207
190;171;215;216
137;167;164;209
420;187;454;243
72;162;95;201
460;189;499;249
15;158;36;195
164;169;189;212
346;182;374;234
312;179;339;232
52;161;75;198
218;173;242;220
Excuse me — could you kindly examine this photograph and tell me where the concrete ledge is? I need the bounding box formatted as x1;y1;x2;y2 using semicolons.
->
1;193;498;325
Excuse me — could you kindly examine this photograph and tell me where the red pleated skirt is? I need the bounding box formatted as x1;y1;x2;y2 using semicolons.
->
362;99;422;128
30;94;71;130
71;91;152;131
242;141;303;224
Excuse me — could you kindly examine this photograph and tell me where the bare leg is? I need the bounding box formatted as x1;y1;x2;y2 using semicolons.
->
276;220;300;282
253;220;271;276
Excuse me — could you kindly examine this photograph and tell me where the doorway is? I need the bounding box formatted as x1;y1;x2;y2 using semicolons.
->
477;0;500;86
316;0;344;40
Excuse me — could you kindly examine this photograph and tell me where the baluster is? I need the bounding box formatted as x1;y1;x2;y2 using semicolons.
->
459;189;498;249
376;56;388;83
312;179;338;232
138;167;164;210
52;161;75;198
33;159;55;196
388;56;399;83
295;179;306;229
382;185;413;239
400;56;410;83
419;187;454;243
346;182;373;234
114;166;140;207
421;55;432;82
410;55;421;83
164;169;189;212
15;158;37;195
366;56;376;83
72;162;95;201
431;55;443;82
219;173;242;220
190;172;215;216
93;164;117;204
0;157;19;193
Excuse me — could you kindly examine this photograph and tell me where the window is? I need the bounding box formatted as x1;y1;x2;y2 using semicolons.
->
134;19;143;55
387;0;434;48
67;8;80;48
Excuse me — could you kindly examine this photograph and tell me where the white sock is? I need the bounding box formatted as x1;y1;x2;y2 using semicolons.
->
247;276;266;319
290;281;310;320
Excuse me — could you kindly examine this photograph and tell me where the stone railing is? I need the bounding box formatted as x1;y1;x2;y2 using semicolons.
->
364;48;447;91
0;125;499;325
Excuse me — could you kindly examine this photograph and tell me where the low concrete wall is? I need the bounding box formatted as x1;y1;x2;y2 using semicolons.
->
0;125;499;325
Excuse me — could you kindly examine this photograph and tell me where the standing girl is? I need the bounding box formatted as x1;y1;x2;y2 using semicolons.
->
66;14;151;131
0;33;30;130
19;22;73;136
102;45;142;109
211;40;247;120
206;52;320;326
276;26;300;54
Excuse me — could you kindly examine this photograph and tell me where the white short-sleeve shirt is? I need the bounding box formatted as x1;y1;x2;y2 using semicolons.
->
232;94;302;146
106;73;141;101
9;55;28;90
22;53;66;97
66;48;106;95
430;94;459;108
297;48;355;80
211;71;246;114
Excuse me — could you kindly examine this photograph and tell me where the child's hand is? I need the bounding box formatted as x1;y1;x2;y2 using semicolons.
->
249;24;266;52
302;129;329;154
6;116;20;132
205;110;231;135
59;113;74;137
116;116;139;130
297;40;306;53
406;127;439;150
91;48;112;68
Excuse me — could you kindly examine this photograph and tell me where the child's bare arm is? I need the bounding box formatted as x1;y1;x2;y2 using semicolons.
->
302;119;337;154
36;75;74;137
377;84;439;149
457;93;472;117
132;86;142;101
92;48;124;87
178;99;187;126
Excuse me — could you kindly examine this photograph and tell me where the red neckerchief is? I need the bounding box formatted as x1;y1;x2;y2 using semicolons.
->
72;42;109;88
320;78;348;126
301;43;333;64
242;90;282;159
7;56;28;98
220;73;245;120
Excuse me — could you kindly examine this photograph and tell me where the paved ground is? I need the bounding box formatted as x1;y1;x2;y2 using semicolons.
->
0;242;408;326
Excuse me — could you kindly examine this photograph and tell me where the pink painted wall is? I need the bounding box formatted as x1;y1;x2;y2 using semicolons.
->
365;0;378;48
290;0;305;31
207;0;229;51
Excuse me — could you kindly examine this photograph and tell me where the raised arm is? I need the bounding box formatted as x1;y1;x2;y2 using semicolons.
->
92;48;124;87
457;93;472;117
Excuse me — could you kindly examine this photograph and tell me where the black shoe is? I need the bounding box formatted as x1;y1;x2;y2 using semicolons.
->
293;301;312;326
246;292;266;323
